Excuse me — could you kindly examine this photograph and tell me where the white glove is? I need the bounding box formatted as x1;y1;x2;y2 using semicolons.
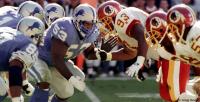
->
22;80;35;96
69;76;86;92
126;56;145;79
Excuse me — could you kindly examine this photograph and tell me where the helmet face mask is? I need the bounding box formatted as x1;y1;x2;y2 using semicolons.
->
97;1;121;37
78;21;97;36
145;11;167;47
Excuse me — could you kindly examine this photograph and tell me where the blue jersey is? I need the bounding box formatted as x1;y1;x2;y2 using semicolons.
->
0;27;38;71
0;6;22;29
39;17;99;66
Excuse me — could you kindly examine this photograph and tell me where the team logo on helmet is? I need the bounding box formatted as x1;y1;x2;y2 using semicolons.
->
46;7;58;22
47;7;58;14
104;5;115;16
29;7;40;16
75;9;85;17
26;22;41;31
169;11;181;23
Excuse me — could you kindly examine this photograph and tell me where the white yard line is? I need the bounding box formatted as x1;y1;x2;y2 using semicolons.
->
115;93;160;98
84;86;101;102
87;77;156;81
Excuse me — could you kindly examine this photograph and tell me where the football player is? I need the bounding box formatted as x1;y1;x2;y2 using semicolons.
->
29;4;98;102
0;1;44;97
97;1;148;81
0;17;45;102
166;4;200;67
166;4;200;100
145;10;196;101
30;2;144;101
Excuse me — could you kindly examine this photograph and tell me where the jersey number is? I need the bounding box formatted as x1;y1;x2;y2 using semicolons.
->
191;36;200;54
116;13;129;28
25;43;38;61
53;24;67;41
66;43;90;59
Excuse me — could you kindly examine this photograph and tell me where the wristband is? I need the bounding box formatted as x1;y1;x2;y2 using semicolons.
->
136;56;145;66
106;53;112;61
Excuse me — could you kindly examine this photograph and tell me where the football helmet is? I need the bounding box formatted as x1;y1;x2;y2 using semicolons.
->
44;3;65;26
17;16;45;44
73;4;97;38
145;10;167;46
97;1;122;35
18;1;44;20
167;4;196;43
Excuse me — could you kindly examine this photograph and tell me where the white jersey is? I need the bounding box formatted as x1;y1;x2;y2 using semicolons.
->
170;21;200;67
114;7;148;49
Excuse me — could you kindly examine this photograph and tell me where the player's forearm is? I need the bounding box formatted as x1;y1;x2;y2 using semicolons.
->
132;24;148;57
91;48;137;61
52;56;72;79
111;48;137;61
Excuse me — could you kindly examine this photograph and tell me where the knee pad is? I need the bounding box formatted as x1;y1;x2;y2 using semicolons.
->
50;69;74;99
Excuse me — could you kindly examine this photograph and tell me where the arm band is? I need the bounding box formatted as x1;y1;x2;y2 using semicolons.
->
9;66;23;86
106;53;112;61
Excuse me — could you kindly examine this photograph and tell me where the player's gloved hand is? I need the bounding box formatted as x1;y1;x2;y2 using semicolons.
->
101;36;118;52
69;76;86;92
95;48;112;61
137;68;146;82
126;56;145;82
22;80;35;96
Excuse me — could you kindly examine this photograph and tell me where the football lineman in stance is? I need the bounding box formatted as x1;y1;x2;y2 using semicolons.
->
0;17;45;102
0;1;45;98
145;10;196;101
97;1;148;81
166;4;200;100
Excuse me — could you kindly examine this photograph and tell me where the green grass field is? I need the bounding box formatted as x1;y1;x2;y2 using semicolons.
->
3;78;163;102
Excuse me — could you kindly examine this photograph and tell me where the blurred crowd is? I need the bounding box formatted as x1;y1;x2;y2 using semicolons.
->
0;0;199;78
